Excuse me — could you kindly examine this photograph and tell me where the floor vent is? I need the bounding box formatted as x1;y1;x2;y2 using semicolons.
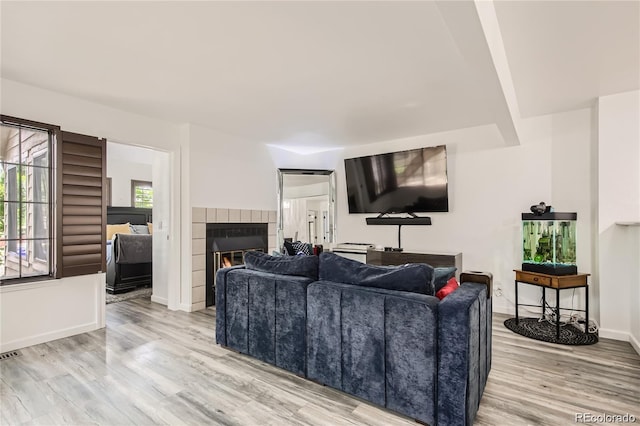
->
0;350;21;360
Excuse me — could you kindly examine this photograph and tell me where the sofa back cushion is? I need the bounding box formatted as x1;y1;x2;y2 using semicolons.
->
319;252;434;295
244;250;319;280
434;267;457;292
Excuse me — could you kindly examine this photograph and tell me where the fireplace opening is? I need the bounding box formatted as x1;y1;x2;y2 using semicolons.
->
206;223;268;306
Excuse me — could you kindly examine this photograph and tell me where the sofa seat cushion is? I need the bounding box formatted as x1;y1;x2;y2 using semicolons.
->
319;252;434;295
244;250;319;280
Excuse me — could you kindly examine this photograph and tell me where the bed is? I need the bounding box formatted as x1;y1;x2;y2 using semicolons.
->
106;207;153;294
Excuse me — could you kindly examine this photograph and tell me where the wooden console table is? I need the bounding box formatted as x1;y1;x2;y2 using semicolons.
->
514;270;590;339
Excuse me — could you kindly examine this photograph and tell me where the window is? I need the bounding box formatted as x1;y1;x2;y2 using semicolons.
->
33;153;48;261
1;117;107;282
5;167;17;253
131;180;152;208
1;118;54;281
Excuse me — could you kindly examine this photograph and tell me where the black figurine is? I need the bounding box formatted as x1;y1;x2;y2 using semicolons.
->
530;202;551;216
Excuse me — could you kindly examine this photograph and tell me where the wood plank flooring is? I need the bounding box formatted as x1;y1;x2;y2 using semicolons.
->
1;298;639;425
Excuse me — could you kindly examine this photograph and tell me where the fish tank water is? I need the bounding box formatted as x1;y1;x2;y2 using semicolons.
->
522;212;577;275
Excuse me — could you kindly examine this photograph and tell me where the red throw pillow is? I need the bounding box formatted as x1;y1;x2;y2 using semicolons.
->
436;277;459;300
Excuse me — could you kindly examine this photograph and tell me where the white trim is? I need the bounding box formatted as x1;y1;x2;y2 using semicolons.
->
151;295;168;306
598;328;630;342
178;131;192;311
0;321;99;353
1;276;74;292
630;332;640;356
97;278;106;328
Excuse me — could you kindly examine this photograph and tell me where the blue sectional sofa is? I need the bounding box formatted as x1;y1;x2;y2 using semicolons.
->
215;251;492;426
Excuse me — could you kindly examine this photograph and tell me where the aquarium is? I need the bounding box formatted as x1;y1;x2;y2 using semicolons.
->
522;212;577;275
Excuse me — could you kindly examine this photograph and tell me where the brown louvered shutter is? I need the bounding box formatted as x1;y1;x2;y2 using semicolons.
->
56;131;106;278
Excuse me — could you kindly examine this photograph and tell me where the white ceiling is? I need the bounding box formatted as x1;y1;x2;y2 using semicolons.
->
1;1;638;149
494;0;640;118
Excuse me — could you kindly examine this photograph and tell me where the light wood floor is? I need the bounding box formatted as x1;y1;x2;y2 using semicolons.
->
1;298;639;425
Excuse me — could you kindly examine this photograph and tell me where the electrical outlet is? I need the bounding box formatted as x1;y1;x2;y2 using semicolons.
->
494;287;503;297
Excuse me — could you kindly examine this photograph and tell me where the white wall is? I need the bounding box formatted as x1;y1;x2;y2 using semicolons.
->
336;123;556;316
107;142;154;207
635;228;640;353
551;108;596;322
189;123;277;210
3;76;635;350
0;274;105;352
1;79;180;151
269;116;598;318
597;90;640;348
184;123;280;308
0;78;185;350
283;198;308;242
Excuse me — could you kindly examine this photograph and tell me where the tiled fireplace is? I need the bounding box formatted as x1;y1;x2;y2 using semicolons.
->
206;222;268;306
191;207;276;311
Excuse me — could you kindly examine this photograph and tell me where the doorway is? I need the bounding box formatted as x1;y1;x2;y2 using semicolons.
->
105;142;172;306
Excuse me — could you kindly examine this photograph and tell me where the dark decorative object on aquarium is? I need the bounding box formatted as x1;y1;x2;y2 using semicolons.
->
530;202;552;216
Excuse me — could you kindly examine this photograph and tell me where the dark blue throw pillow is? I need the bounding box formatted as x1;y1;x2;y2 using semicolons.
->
283;241;296;256
319;252;434;295
434;267;457;292
244;251;318;280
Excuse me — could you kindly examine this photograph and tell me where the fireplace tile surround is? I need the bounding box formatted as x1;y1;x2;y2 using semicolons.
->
191;207;277;311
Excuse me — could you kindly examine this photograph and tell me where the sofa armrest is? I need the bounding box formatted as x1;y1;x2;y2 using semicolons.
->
460;271;493;299
215;265;246;346
216;266;314;376
438;283;488;426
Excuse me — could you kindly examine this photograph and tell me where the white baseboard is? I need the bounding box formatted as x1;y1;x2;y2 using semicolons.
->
598;328;630;342
178;302;192;312
629;332;640;356
0;321;100;353
151;295;168;306
492;299;513;316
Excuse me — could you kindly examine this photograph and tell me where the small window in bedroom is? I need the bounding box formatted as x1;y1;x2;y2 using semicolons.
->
131;180;153;208
1;117;55;282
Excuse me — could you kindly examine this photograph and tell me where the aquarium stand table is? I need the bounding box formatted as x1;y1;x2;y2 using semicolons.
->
513;270;590;340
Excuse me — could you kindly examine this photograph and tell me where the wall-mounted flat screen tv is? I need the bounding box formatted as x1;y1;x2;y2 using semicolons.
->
344;145;448;214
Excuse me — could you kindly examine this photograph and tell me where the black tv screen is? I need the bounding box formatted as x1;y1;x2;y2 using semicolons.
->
344;145;449;214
